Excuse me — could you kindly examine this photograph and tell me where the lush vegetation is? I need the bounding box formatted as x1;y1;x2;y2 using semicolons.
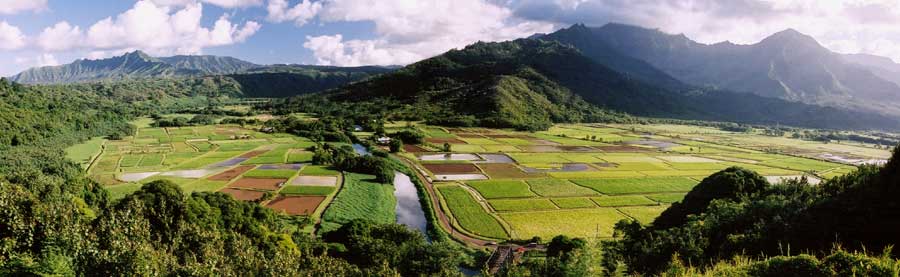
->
319;173;396;233
601;147;900;275
437;185;509;239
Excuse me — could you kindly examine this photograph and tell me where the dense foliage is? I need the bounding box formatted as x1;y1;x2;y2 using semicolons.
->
603;147;900;275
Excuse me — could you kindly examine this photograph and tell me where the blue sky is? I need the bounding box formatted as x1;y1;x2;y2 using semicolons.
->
1;0;899;76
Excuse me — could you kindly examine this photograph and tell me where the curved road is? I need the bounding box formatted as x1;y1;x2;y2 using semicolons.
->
395;156;497;249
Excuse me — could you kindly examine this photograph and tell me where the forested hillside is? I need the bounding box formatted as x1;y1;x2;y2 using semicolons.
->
275;39;900;131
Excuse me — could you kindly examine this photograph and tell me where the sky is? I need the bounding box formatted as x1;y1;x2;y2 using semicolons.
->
1;0;900;76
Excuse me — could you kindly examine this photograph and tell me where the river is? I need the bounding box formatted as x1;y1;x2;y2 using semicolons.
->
392;171;429;236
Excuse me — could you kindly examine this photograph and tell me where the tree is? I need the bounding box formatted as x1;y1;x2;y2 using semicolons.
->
389;139;402;153
442;142;452;152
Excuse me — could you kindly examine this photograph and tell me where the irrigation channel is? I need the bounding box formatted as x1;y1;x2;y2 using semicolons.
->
351;143;429;238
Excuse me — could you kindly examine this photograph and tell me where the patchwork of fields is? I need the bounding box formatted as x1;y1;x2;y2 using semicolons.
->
80;124;342;231
406;124;872;240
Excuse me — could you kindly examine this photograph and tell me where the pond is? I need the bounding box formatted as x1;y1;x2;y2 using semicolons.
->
418;153;481;161
352;143;371;156
393;172;428;237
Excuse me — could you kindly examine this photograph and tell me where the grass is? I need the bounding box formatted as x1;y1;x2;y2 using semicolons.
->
119;155;143;167
759;157;842;172
321;173;396;233
287;151;314;163
489;199;558;212
646;193;687;204
181;180;228;194
466;180;536;199
162;152;197;166
459;138;501;145
300;165;340;176
137;154;164;167
526;179;600;197
450;144;486;152
548;171;647;179
550;198;597;209
243;155;286;165
572;177;698;195
437;186;508;239
591;195;658;207
243;169;297;179
500;209;628;239
65;137;106;168
618;205;670;224
280;185;335;196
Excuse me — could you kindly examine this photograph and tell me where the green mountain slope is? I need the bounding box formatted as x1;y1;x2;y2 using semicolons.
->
587;23;900;116
11;51;196;84
293;38;900;131
10;51;264;84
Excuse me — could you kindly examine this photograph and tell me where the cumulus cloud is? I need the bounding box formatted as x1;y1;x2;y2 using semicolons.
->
32;1;262;56
14;53;59;68
267;0;322;26
38;22;83;51
303;0;555;66
150;0;263;8
510;0;900;62
0;21;26;50
0;0;47;14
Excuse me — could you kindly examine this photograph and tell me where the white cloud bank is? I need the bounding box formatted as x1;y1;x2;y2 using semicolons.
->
150;0;264;8
298;0;556;66
34;1;260;57
0;0;47;14
267;0;321;26
0;21;26;50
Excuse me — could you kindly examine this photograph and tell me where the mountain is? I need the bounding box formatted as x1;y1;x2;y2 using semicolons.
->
223;65;396;98
842;53;900;87
10;51;261;84
158;55;259;74
575;23;900;115
299;38;900;131
539;24;687;91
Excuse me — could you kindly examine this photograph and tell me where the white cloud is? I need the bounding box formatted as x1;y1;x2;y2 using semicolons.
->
511;0;900;63
0;21;26;50
303;0;555;66
0;0;47;14
203;0;264;8
149;0;263;8
14;53;59;68
68;1;261;56
266;0;321;26
38;22;83;51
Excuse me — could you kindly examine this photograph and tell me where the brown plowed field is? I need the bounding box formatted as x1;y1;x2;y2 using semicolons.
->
403;144;431;152
423;163;481;174
266;196;326;215
220;188;265;201
228;178;286;190
208;165;255;181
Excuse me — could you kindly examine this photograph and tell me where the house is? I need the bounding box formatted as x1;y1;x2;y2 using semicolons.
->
260;127;275;133
376;136;392;145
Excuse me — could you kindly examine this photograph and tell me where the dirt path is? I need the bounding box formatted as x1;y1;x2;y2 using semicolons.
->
395;156;497;249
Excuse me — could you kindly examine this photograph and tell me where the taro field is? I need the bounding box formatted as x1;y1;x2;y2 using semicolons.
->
404;123;869;240
74;123;342;230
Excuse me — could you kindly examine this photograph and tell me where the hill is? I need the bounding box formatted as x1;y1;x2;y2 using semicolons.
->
285;38;900;131
576;23;900;116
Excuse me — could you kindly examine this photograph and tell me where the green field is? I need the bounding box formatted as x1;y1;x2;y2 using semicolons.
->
280;185;335;196
437;186;508;239
66;137;106;169
489;199;558;211
550;198;598;209
500;209;628;239
300;165;341;176
243;169;297;179
320;173;396;233
526;179;599;197
619;205;670;224
591;195;659;207
466;180;536;199
572;177;699;195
